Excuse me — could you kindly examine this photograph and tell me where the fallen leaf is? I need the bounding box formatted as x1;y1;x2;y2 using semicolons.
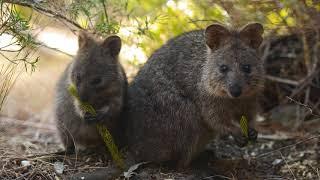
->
54;161;64;174
123;162;149;179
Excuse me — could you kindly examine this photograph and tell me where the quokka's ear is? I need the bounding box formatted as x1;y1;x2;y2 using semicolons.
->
102;35;121;57
205;24;231;50
78;31;94;49
239;23;264;49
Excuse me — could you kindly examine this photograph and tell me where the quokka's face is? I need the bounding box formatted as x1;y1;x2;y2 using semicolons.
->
204;42;265;98
70;32;123;108
203;23;264;98
71;60;122;108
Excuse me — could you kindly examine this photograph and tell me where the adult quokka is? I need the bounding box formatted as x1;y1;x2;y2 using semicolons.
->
122;23;264;168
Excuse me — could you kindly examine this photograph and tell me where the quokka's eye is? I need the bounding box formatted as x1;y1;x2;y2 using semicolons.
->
91;77;102;86
242;64;251;74
219;64;229;73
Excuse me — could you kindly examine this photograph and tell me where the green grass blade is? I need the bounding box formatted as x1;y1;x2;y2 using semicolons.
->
240;115;249;138
97;124;125;169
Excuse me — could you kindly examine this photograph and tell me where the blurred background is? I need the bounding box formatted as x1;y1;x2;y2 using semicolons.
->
0;0;319;179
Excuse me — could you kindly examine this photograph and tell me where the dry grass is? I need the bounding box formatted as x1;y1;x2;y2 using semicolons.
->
0;115;319;179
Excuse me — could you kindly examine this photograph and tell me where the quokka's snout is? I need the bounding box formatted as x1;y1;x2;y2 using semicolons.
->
228;83;242;98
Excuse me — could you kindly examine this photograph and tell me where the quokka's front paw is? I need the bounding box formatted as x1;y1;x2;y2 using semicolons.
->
234;135;248;147
248;128;258;142
233;128;258;147
84;113;102;124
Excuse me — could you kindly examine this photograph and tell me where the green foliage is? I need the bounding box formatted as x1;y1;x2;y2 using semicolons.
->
68;0;128;34
0;1;40;112
240;115;254;146
4;0;320;65
96;124;125;169
240;115;249;138
0;3;39;70
10;0;316;66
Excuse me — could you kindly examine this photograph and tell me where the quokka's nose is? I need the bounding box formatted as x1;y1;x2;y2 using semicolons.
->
229;84;242;98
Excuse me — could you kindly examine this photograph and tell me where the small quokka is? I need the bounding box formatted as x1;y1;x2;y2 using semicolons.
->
54;32;127;153
122;23;264;168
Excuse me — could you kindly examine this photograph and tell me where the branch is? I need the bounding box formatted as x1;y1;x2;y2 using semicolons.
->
288;69;320;99
265;75;299;86
39;43;73;57
3;0;83;31
101;0;109;24
256;134;320;158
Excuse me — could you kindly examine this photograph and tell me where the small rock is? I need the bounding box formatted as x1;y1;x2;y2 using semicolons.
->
250;151;257;156
21;160;31;167
256;114;265;122
123;162;149;179
298;152;305;158
272;159;282;165
54;161;64;174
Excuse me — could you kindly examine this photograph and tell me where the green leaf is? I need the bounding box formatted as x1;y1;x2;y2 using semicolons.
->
97;124;125;169
240;115;249;138
68;84;97;115
67;83;80;100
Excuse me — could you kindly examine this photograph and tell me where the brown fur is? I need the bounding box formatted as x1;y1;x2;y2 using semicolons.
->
121;23;264;168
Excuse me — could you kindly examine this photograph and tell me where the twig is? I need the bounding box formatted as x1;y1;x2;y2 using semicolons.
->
311;29;319;72
101;0;109;24
14;171;32;180
39;43;73;57
261;39;271;62
286;69;320;101
265;75;299;86
302;31;312;74
188;19;221;24
279;151;296;180
4;0;83;31
256;134;320;158
304;87;310;105
286;96;319;117
202;174;233;180
0;40;19;50
0;51;17;64
258;133;294;140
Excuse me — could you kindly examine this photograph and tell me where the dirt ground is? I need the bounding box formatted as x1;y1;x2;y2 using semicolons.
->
0;115;319;180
